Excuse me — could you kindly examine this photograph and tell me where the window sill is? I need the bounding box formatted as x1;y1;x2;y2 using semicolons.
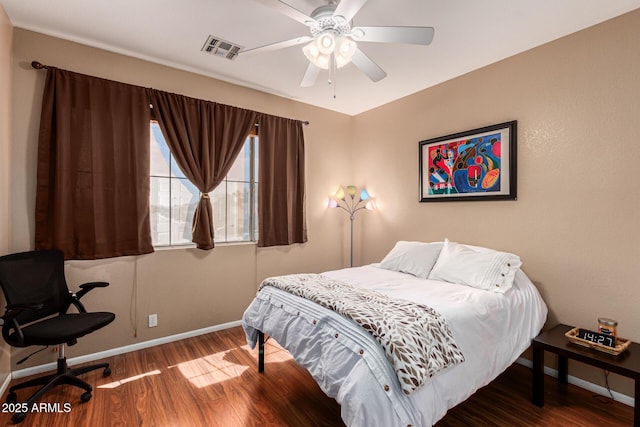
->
153;241;257;251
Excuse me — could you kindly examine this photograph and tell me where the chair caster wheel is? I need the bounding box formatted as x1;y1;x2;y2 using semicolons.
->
5;392;17;403
11;412;26;424
103;367;111;377
80;392;92;403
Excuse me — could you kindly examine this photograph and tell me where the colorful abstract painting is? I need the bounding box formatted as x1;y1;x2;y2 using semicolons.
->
419;121;517;202
427;132;502;195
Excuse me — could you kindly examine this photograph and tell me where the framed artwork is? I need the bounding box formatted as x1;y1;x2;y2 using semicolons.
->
419;121;517;202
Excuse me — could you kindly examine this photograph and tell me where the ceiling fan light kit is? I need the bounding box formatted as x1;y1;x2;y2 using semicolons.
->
317;33;335;54
335;36;357;67
247;0;434;90
303;33;356;70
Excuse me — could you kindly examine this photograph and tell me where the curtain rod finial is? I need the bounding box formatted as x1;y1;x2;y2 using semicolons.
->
31;61;45;70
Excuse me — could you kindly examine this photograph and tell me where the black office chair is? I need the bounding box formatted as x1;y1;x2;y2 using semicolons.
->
0;249;115;424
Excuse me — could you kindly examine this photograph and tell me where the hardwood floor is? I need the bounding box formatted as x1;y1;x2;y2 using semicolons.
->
0;326;633;426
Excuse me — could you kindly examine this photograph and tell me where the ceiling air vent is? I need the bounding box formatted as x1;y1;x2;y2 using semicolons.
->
201;35;243;61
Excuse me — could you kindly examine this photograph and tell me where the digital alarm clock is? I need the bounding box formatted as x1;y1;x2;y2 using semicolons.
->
577;328;616;348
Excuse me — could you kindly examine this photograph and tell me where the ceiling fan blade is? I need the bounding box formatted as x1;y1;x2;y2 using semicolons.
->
351;48;387;82
241;36;313;56
300;63;321;87
352;26;435;45
255;0;316;26
333;0;368;23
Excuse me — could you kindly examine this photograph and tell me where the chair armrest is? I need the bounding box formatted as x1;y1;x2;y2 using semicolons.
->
74;281;110;300
2;303;45;321
1;304;44;344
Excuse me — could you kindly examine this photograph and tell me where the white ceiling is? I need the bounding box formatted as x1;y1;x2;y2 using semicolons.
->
2;0;639;115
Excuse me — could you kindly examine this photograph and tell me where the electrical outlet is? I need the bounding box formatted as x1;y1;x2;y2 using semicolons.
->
148;314;158;328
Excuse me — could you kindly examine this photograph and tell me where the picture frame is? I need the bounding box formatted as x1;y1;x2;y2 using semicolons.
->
419;121;517;202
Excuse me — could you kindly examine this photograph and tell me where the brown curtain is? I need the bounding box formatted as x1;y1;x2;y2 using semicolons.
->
257;114;307;247
149;90;257;249
35;68;153;260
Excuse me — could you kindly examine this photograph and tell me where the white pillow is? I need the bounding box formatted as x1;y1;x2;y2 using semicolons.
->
428;239;522;293
379;241;443;278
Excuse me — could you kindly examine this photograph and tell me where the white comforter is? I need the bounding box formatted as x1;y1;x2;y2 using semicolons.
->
242;265;547;427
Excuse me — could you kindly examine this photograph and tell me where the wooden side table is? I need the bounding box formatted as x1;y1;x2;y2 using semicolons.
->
532;323;640;427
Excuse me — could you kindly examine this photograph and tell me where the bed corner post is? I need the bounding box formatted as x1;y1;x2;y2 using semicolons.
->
258;330;265;373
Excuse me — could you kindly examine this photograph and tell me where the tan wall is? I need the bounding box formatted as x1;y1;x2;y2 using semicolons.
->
353;10;640;396
10;28;354;369
0;4;13;387
0;8;11;252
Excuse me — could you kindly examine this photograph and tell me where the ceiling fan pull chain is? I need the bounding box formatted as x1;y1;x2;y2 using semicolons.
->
328;53;335;85
329;54;338;98
333;63;338;99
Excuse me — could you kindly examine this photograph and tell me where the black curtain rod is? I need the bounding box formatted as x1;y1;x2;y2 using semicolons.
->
31;60;310;125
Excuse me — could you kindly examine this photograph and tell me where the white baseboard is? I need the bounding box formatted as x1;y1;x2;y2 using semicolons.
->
516;357;634;407
0;373;11;398
12;320;243;380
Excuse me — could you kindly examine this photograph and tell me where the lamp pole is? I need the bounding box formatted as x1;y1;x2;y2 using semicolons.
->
349;210;355;268
329;186;375;268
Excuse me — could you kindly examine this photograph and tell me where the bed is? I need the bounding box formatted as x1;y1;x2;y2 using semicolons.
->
242;240;548;426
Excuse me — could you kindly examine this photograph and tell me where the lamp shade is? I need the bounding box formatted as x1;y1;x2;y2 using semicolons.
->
303;42;331;69
328;185;376;211
303;33;358;71
317;33;336;55
335;36;357;68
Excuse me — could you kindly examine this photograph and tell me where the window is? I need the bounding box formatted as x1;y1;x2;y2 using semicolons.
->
149;122;258;246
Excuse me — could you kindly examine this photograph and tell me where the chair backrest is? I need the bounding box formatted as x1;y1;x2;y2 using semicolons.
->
0;250;71;325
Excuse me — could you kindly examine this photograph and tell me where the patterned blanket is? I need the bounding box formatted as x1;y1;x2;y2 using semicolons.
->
259;273;465;394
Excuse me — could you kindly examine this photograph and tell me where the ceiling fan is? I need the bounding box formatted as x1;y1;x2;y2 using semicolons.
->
241;0;435;88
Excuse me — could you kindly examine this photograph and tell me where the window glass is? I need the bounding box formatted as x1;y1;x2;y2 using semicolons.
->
226;181;251;241
227;143;251;182
150;176;170;246
150;127;170;177
211;183;227;242
170;178;198;245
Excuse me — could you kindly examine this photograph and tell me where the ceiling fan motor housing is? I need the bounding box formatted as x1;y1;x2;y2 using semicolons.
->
309;5;352;38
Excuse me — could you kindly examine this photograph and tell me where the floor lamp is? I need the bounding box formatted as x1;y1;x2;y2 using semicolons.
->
328;185;376;267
